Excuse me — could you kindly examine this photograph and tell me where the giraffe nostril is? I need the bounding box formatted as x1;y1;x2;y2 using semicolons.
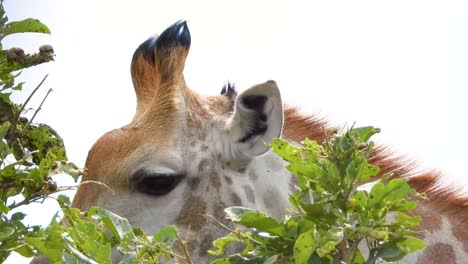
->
131;169;183;196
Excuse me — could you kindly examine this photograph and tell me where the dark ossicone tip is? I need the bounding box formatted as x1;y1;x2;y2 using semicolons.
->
220;82;237;97
131;20;190;68
133;35;159;66
156;20;191;50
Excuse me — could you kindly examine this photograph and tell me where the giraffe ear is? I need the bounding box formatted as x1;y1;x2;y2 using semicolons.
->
227;80;284;157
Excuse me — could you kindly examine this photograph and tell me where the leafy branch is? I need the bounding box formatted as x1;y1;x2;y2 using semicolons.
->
208;127;426;264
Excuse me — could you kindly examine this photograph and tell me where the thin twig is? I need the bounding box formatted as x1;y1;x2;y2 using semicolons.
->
24;87;53;130
7;184;77;211
15;74;48;123
8;193;46;210
134;237;186;260
64;241;99;264
204;214;237;233
9;74;48;139
0;182;16;188
175;232;193;264
77;180;115;195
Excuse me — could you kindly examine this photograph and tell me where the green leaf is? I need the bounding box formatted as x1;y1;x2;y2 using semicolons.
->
348;190;367;211
94;208;133;241
225;207;286;236
358;226;388;240
263;254;280;263
57;194;71;207
294;230;316;264
351;126;380;142
210;254;253;264
300;202;327;219
0;200;9;214
270;138;303;163
224;206;255;221
287;162;324;182
48;161;83;182
356;162;380;182
208;233;241;256
24;235;63;263
3;18;51;37
0;121;10;139
119;252;136;264
13;244;35;258
397;236;426;254
316;228;343;257
11;212;26;221
395;212;422;227
352;250;366;264
154;225;178;247
210;258;231;264
0;226;14;241
368;179;415;209
377;246;405;262
337;134;353;152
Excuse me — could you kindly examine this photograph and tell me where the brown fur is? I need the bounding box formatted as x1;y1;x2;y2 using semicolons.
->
418;243;456;263
73;39;199;210
131;46;189;113
176;195;207;231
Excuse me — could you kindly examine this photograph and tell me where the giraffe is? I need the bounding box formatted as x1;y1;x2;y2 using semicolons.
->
35;21;468;263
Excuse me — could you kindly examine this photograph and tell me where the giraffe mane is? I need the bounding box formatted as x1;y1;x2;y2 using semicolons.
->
283;106;468;225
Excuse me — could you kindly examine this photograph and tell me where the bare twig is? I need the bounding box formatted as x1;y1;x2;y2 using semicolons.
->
64;240;99;264
77;180;115;195
15;74;48;123
176;232;193;264
24;87;52;130
8;74;48;143
204;214;237;233
8;193;46;210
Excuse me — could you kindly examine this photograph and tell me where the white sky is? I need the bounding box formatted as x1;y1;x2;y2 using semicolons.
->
4;0;468;262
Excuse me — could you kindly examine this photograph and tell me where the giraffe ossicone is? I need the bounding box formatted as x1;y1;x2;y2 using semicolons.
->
35;21;468;263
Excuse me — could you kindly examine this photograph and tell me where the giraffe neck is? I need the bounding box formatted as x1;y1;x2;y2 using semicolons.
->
403;202;468;263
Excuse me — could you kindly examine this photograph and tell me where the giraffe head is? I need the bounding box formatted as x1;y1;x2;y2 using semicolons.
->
72;21;290;261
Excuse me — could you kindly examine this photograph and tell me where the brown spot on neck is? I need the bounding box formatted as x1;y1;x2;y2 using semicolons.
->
223;175;233;185
188;177;201;190
231;193;242;206
417;243;455;263
176;195;207;231
242;184;256;204
452;222;468;252
413;202;443;232
212;201;231;227
198;159;210;173
209;171;222;189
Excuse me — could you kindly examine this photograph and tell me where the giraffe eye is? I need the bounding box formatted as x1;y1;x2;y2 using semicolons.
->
131;169;183;196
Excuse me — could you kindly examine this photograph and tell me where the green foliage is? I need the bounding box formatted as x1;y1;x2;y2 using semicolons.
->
0;1;79;261
20;195;186;264
0;1;53;88
208;127;425;263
